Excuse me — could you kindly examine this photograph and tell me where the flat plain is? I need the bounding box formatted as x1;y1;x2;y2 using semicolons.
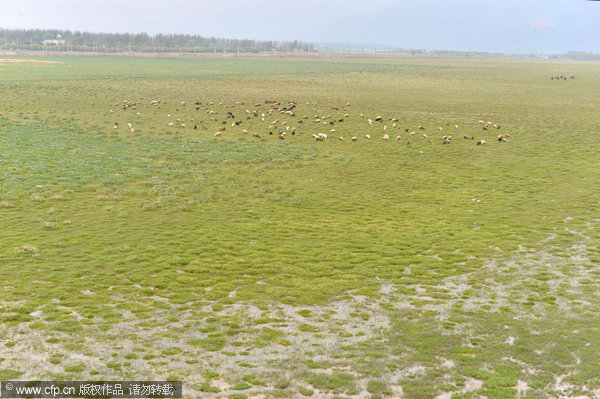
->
1;56;600;398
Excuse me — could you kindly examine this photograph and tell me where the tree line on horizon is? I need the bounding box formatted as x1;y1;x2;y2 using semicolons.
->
0;28;315;54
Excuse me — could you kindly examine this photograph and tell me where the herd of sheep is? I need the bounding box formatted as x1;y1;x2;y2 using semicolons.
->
110;98;510;146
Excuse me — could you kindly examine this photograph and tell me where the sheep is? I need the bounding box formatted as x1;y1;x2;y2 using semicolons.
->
339;136;344;141
498;134;503;141
477;139;486;145
504;133;511;138
410;131;416;136
419;126;425;130
383;134;389;141
396;135;402;141
241;129;248;134
214;132;221;137
252;133;262;139
375;116;383;122
438;127;443;131
365;134;371;139
423;134;428;139
352;137;358;142
279;133;286;140
429;139;433;145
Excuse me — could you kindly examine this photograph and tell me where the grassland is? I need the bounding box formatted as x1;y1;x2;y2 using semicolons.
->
1;55;600;398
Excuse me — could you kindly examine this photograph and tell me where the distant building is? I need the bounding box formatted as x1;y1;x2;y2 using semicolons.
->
43;39;66;45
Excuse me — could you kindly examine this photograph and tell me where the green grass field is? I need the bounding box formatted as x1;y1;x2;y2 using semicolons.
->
1;56;600;398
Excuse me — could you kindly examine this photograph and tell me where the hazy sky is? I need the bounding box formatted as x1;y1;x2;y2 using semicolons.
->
2;0;600;53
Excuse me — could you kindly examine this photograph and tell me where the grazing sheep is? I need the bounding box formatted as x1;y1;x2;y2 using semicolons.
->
339;136;344;141
396;135;402;141
419;125;425;130
352;137;358;142
180;101;186;106
429;139;433;145
423;134;428;139
214;132;221;137
383;134;389;141
504;133;510;138
365;134;371;139
477;139;486;145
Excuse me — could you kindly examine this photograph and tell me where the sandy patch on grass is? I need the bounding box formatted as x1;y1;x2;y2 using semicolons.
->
0;59;63;65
